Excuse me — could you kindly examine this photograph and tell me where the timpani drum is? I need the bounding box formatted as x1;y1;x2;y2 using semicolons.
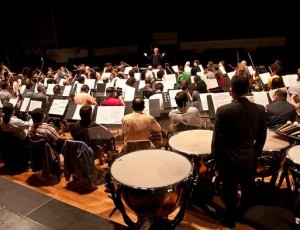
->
257;130;290;178
109;149;193;223
283;145;300;193
168;129;213;158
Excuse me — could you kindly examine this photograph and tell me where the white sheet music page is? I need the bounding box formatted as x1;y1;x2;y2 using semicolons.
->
96;106;125;124
219;66;226;74
85;79;96;91
199;65;205;73
46;84;55;95
252;92;270;107
205;78;219;89
282;74;298;88
162;81;175;92
259;72;271;85
124;85;135;102
134;73;141;81
20;98;30;112
72;105;95;120
163;74;176;84
168;89;182;107
20;85;26;94
227;71;236;80
28;100;42;112
212;92;231;112
248;66;255;76
124;67;132;75
63;85;72;97
9;98;18;107
143;99;150;115
138;80;146;89
172;65;178;73
199;93;213;111
49;99;69;115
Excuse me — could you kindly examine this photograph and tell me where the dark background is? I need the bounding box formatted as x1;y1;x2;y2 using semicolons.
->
1;1;299;73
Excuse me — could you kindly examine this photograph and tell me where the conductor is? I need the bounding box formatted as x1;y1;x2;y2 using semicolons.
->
143;47;165;69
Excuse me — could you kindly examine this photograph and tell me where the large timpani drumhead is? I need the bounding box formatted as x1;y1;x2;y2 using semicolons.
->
287;145;300;165
110;149;193;219
263;130;290;152
168;130;213;155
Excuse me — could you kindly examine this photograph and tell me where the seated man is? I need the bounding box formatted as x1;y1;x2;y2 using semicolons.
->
266;88;296;128
28;108;68;153
73;84;97;106
122;97;162;143
266;89;296;127
169;91;202;133
102;87;125;106
70;105;112;162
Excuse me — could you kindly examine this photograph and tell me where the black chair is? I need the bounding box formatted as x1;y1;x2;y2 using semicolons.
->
29;137;62;180
0;130;29;172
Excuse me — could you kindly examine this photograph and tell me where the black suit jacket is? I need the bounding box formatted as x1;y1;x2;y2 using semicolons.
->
212;97;267;169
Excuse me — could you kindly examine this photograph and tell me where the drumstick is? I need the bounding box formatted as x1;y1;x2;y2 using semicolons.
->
281;125;298;133
276;121;292;131
290;130;300;136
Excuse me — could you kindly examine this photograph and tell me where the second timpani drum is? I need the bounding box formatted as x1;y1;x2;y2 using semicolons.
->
168;129;213;157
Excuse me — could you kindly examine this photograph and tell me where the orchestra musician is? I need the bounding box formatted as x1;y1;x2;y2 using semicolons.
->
143;47;165;69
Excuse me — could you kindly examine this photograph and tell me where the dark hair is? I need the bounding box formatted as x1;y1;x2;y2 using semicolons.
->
175;91;188;108
79;105;93;126
132;97;144;111
31;108;44;123
2;103;14;124
81;84;89;92
190;67;198;76
231;75;249;96
53;85;61;94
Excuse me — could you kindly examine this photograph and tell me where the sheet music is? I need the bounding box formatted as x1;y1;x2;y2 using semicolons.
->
143;99;150;115
9;98;18;107
72;105;95;120
28;100;42;112
152;69;159;78
172;65;178;73
101;72;111;80
168;89;182;107
247;66;255;75
20;85;26;94
63;85;72;97
48;99;69;115
227;71;235;80
96;106;125;124
259;72;271;85
252;92;270;106
44;78;49;87
124;67;132;75
46;84;56;95
163;74;176;83
134;73;141;80
199;93;213;111
115;79;126;89
205;78;219;89
212;92;231;112
184;66;191;74
76;83;83;95
59;78;65;86
20;98;30;112
282;74;298;88
85;79;96;90
162;81;175;92
138;80;146;89
219;66;226;74
124;85;136;102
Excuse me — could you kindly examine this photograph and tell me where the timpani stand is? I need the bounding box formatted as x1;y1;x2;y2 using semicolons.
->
168;129;223;219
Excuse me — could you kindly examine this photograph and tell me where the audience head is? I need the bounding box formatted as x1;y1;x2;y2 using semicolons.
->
31;108;45;123
2;103;14;124
231;75;249;98
79;105;93;125
175;91;188;108
81;84;89;93
274;89;287;100
132;97;145;112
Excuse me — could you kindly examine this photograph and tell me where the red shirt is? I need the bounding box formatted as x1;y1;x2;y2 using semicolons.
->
103;97;123;106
